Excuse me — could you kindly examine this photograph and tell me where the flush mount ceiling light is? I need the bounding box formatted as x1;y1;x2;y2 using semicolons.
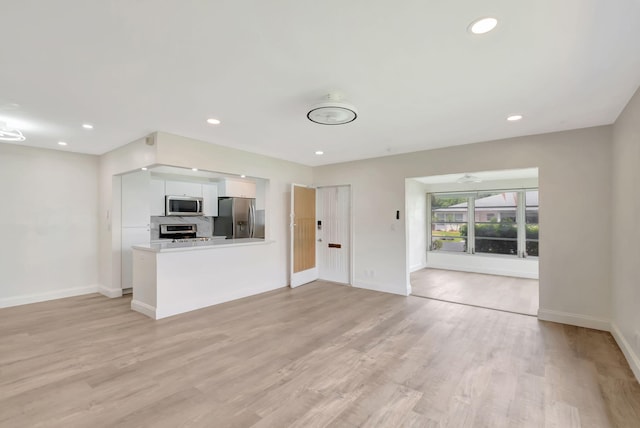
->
469;17;498;34
307;93;358;125
206;118;221;125
457;173;482;184
315;150;324;155
507;114;523;121
0;122;26;142
82;123;94;129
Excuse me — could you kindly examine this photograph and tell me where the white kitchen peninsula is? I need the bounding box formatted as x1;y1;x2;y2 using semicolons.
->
131;239;275;319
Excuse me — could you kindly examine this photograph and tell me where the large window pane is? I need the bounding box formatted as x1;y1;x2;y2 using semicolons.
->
525;190;539;256
430;194;467;252
473;191;518;256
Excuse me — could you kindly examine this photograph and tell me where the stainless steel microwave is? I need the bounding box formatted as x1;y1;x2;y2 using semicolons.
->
165;195;203;216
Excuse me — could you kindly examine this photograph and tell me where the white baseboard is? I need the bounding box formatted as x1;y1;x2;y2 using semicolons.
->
98;286;123;298
537;308;610;331
611;323;640;384
352;280;409;296
410;263;427;273
131;299;157;319
0;284;98;308
426;262;538;279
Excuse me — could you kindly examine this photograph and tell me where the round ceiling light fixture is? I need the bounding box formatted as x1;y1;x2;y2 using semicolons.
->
307;93;358;125
0;122;26;142
469;17;498;35
457;173;482;184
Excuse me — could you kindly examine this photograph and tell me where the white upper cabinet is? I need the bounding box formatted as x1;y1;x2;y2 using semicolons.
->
165;180;203;197
202;183;219;217
150;178;166;216
218;178;256;198
122;171;151;227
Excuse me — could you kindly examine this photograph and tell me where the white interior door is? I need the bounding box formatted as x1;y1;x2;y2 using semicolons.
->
290;184;318;287
317;186;351;284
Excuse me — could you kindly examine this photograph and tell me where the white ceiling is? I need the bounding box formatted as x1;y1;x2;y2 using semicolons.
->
414;168;539;185
1;1;639;166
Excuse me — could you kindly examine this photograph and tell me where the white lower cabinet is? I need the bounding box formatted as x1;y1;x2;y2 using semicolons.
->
122;227;150;289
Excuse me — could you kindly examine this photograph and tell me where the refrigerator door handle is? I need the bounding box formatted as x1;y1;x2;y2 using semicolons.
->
249;204;255;238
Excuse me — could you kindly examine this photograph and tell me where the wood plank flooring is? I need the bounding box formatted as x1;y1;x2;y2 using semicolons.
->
411;268;539;315
1;281;639;427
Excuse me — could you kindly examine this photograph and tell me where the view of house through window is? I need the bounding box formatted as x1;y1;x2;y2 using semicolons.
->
430;194;469;253
429;189;539;257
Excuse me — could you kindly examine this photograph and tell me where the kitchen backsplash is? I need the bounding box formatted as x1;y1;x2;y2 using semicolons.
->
151;216;214;240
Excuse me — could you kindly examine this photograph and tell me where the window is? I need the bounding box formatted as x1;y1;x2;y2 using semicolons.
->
430;194;468;253
473;191;518;256
525;190;539;256
428;189;539;258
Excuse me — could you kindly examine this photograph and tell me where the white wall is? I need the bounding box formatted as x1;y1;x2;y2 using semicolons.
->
406;179;427;274
314;126;613;329
0;143;99;307
611;86;640;380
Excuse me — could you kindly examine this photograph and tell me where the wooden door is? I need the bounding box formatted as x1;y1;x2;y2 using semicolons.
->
290;184;318;287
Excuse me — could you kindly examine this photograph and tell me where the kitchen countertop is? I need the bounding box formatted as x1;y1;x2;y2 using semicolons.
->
133;238;272;253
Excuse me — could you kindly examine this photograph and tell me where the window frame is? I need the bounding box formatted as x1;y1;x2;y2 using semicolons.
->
427;188;539;259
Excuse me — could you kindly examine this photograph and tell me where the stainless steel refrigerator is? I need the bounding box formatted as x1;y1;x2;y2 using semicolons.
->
214;197;261;239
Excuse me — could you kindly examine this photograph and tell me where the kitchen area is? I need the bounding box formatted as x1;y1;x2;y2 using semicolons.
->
119;165;274;319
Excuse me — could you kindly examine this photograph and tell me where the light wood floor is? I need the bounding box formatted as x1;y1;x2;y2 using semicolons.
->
1;282;638;427
411;268;539;316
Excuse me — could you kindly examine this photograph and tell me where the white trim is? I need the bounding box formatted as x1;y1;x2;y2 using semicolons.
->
611;323;640;384
410;263;427;273
0;284;98;308
131;299;157;319
425;261;538;279
98;285;123;298
352;280;409;296
537;308;610;331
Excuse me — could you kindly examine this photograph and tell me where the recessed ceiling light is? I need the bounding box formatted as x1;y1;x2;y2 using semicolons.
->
82;124;93;129
315;151;324;155
469;17;498;34
58;141;68;146
206;118;221;125
141;167;148;171
240;174;246;178
192;168;198;171
507;115;523;121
